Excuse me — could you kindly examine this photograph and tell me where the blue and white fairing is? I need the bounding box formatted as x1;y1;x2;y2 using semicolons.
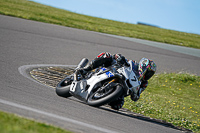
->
70;67;115;101
86;67;114;93
70;60;141;101
117;60;141;94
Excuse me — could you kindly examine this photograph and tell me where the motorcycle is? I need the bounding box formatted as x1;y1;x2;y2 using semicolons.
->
56;58;142;107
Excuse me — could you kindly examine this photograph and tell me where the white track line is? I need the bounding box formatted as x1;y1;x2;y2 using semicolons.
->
0;98;118;133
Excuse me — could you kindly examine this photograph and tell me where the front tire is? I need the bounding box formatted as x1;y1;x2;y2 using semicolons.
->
56;77;72;98
87;84;123;107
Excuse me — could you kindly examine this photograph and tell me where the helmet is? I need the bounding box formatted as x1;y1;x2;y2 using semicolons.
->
138;58;156;81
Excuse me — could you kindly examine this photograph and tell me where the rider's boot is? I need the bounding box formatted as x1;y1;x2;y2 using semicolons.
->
78;64;93;75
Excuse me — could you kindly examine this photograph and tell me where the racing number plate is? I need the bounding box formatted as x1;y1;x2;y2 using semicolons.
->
70;82;77;92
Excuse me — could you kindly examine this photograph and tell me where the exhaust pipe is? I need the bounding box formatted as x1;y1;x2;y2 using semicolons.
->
74;58;89;81
76;58;89;69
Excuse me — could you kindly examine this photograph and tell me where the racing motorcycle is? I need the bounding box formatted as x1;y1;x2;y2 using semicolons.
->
56;58;142;107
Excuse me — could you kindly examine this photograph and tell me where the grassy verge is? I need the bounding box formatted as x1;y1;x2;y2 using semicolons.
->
0;110;72;133
124;73;200;132
0;0;200;49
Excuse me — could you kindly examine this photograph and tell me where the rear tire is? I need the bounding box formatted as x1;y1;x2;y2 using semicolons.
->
87;84;123;107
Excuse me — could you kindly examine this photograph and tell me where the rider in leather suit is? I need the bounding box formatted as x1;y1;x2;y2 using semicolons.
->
79;52;156;110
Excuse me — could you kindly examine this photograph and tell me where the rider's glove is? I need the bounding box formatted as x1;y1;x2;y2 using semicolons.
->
114;54;129;66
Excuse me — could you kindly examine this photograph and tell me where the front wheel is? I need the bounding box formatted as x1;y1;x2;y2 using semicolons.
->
56;77;72;98
87;84;123;107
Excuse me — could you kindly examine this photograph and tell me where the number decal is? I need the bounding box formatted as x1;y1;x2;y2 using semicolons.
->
131;76;137;81
70;82;76;92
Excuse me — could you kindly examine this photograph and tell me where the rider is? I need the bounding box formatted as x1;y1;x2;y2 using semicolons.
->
79;52;156;110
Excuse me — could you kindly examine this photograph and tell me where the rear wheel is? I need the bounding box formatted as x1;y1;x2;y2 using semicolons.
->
87;83;123;107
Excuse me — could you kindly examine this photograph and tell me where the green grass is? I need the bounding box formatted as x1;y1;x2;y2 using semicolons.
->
124;73;200;132
0;110;72;133
0;0;200;49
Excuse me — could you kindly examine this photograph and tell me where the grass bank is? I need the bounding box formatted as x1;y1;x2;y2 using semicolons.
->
124;73;200;132
0;0;200;49
0;110;72;133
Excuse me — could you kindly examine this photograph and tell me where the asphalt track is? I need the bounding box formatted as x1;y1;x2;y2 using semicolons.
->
0;14;199;133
